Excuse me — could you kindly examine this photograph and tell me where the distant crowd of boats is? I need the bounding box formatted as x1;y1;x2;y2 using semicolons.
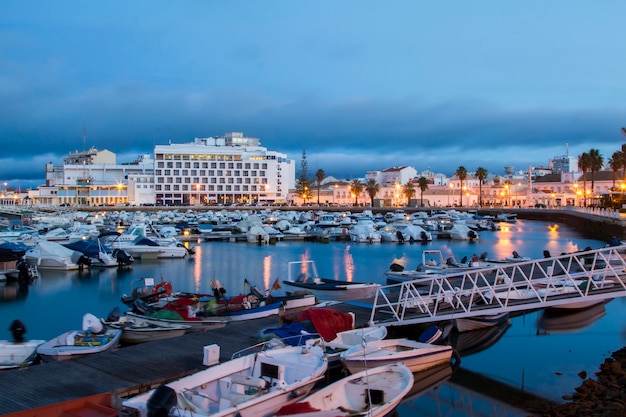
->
0;207;520;280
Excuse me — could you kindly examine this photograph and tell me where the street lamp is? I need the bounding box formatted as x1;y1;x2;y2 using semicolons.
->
116;182;123;204
504;184;509;207
448;183;453;207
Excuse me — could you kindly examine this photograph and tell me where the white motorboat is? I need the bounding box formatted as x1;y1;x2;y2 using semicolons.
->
340;337;455;374
24;240;85;270
246;225;270;244
282;260;380;303
447;223;479;241
0;320;45;369
274;363;414;417
121;342;328;417
63;237;130;267
37;313;122;362
348;224;382;243
0;339;45;369
108;235;189;259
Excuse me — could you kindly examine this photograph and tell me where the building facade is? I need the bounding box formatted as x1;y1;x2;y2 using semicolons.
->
153;132;295;206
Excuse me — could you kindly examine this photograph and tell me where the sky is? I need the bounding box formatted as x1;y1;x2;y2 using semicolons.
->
2;1;626;190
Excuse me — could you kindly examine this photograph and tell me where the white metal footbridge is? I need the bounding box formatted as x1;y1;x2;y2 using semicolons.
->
369;245;626;327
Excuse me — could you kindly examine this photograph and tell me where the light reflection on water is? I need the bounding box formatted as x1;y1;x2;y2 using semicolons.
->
1;219;623;415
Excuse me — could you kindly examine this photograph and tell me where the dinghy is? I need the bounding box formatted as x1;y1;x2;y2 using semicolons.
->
275;363;414;417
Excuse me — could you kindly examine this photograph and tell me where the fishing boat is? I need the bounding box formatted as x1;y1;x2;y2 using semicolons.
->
274;363;414;417
340;338;455;374
120;342;328;417
282;260;380;303
36;313;123;362
103;308;191;345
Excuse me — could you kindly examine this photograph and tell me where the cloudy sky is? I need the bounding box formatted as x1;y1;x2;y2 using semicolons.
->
2;1;626;189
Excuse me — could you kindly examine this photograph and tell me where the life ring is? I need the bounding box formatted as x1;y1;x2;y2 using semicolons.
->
154;281;173;296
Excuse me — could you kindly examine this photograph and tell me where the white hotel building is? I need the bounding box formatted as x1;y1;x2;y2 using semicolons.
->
153;132;295;206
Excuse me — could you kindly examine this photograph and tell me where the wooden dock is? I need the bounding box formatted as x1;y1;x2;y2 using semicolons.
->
0;303;374;415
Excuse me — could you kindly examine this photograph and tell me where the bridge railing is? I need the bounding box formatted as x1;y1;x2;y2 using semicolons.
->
370;245;626;326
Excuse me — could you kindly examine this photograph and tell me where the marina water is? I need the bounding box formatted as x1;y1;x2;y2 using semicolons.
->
2;219;625;415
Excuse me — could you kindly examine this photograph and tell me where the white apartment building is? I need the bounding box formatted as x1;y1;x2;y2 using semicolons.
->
153;132;295;206
41;150;154;206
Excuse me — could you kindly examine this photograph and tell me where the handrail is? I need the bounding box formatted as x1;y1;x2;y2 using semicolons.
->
370;246;626;326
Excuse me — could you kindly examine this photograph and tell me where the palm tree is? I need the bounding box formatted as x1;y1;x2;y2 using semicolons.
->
475;167;488;206
609;152;622;190
621;144;626;182
588;148;604;201
402;181;416;207
455;166;468;207
365;179;380;207
349;179;364;206
417;177;429;207
578;152;591;207
315;169;325;206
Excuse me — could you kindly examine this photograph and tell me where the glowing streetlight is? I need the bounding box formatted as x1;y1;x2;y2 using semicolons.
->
116;182;123;204
504;183;509;207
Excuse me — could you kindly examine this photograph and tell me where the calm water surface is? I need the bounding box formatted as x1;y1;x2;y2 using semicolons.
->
2;219;624;416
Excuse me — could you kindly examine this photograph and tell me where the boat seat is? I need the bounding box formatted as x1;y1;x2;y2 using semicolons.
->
230;374;268;389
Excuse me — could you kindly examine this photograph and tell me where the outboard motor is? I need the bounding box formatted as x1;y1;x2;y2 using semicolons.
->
114;249;134;266
420;231;428;242
389;263;404;272
77;255;92;270
468;230;477;240
9;319;26;343
16;259;33;284
396;230;404;243
106;307;121;323
147;385;177;417
250;286;265;300
460;256;467;264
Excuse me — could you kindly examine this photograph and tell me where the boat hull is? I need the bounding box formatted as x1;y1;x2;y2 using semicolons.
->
121;344;328;417
340;338;454;374
276;363;414;417
0;339;46;369
37;329;122;362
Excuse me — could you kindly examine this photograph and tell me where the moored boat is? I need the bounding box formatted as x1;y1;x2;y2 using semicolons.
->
340;337;455;374
0;320;45;369
283;260;380;303
274;362;414;417
103;308;191;344
120;342;328;417
36;313;122;362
